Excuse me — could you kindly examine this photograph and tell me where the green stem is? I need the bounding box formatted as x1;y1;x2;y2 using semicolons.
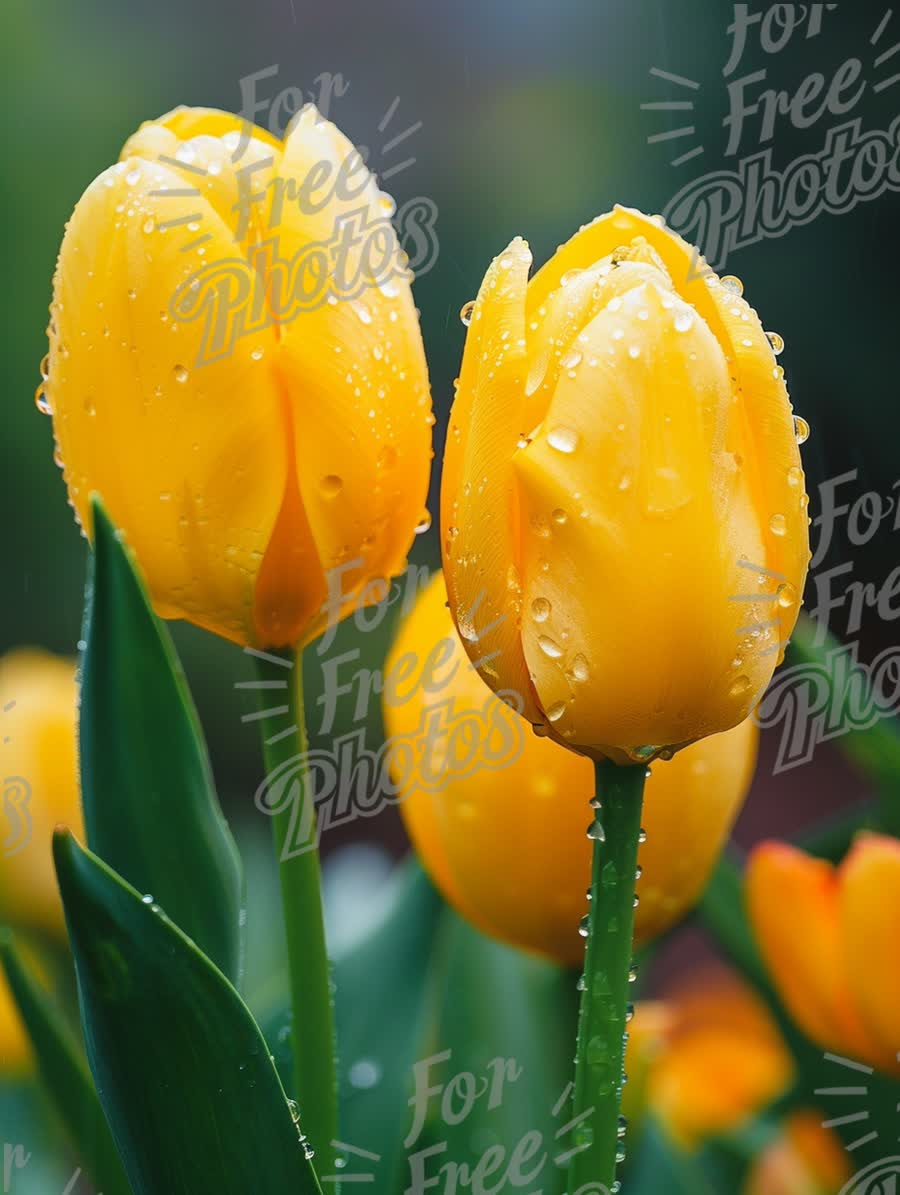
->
255;647;337;1175
569;759;646;1194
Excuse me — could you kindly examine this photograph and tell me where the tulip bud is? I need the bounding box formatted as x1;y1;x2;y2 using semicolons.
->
382;572;757;966
0;650;82;936
747;834;900;1076
442;206;809;762
43;106;432;647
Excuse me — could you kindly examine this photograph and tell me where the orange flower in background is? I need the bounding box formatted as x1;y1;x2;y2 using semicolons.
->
441;205;809;764
383;571;758;966
0;650;82;936
43;105;432;648
747;835;900;1076
627;968;793;1149
744;1112;851;1195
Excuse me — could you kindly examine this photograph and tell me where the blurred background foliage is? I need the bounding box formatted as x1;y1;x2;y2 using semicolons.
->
3;0;899;1187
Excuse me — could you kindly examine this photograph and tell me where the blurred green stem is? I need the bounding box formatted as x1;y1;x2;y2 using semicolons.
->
255;648;337;1174
569;759;645;1193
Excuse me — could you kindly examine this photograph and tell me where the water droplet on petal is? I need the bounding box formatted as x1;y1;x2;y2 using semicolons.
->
548;426;579;454
793;415;810;445
769;512;787;536
459;300;476;326
320;475;343;499
766;330;784;355
721;275;744;296
538;635;563;659
531;597;551;623
173;364;189;384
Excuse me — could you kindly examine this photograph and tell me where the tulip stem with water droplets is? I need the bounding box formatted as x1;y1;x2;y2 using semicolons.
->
569;759;646;1194
255;648;337;1177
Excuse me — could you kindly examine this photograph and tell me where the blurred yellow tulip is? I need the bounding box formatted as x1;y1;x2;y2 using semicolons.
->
441;206;809;763
43;105;432;648
0;971;29;1075
382;572;757;966
747;834;900;1076
744;1112;851;1195
0;650;82;936
627;968;793;1149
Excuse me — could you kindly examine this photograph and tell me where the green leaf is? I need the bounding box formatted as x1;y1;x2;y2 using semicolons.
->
788;612;900;835
53;828;322;1195
330;861;577;1195
0;930;131;1195
331;860;445;1192
80;497;244;983
428;916;576;1195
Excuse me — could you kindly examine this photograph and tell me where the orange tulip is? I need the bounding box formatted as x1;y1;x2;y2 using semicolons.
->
43;105;432;648
747;835;900;1076
0;650;82;936
441;206;809;763
628;968;793;1149
744;1112;851;1195
383;571;757;965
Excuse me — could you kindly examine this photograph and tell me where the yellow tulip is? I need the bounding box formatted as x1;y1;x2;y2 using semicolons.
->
43;105;432;648
627;968;793;1149
744;1112;851;1195
747;835;900;1076
382;571;757;966
441;206;809;763
0;650;82;936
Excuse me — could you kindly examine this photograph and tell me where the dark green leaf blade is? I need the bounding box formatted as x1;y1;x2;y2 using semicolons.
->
332;860;445;1191
0;930;131;1195
53;828;322;1195
80;497;243;982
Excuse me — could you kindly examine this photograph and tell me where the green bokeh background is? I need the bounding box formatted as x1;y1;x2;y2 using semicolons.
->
4;1;898;858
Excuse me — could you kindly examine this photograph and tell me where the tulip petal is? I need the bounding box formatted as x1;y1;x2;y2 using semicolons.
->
747;843;883;1064
271;107;433;636
840;833;900;1074
514;275;772;754
441;239;544;722
49;157;298;645
525;206;807;666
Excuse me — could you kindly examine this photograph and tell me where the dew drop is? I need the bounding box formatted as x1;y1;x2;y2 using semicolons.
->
415;510;432;534
730;675;751;698
320;475;343;499
787;465;803;488
674;309;694;333
776;582;796;609
587;820;606;842
571;653;590;682
793;415;810;445
547;426;579;454
173;364;189;384
531;596;551;622
561;348;582;370
578;915;590;938
766;330;785;355
721;275;744;296
34;386;52;415
459;300;476;327
551;507;568;525
769;512;787;536
537;635;563;659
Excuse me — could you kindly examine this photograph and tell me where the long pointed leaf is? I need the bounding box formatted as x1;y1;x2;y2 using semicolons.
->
53;828;322;1195
80;498;244;982
0;930;131;1195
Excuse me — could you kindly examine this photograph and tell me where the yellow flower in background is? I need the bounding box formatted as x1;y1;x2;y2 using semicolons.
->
382;572;757;966
744;1112;851;1195
747;835;900;1076
0;651;82;936
0;967;29;1076
441;206;809;763
627;968;793;1149
43;105;432;648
